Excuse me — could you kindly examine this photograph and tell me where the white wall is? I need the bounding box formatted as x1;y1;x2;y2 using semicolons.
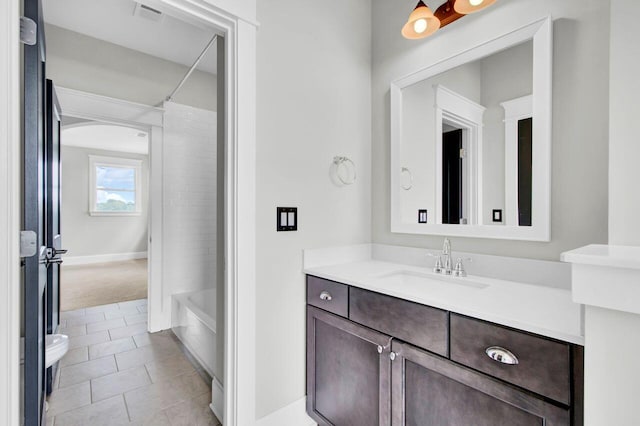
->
609;0;640;246
162;102;217;300
61;146;149;258
400;61;482;224
480;41;533;224
45;24;217;111
372;0;610;260
255;0;372;419
580;2;640;423
584;305;640;424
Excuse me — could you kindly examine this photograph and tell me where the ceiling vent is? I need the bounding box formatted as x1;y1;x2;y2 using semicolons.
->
133;2;165;23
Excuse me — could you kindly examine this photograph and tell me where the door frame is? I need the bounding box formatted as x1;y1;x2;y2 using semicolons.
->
0;0;22;424
0;1;258;426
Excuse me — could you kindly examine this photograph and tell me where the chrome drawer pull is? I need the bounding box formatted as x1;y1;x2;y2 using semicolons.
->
319;291;332;301
485;346;519;365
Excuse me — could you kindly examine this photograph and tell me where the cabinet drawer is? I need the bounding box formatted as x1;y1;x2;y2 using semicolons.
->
307;276;349;318
349;287;448;357
450;314;571;404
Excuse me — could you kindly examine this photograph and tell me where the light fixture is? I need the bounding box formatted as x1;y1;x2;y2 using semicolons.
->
453;0;497;14
401;1;441;40
402;0;497;40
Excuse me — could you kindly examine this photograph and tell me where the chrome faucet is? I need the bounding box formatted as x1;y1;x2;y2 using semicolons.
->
442;237;453;275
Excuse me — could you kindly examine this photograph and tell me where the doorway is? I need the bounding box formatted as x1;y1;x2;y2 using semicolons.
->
442;128;463;225
59;121;150;311
6;0;257;424
37;1;224;424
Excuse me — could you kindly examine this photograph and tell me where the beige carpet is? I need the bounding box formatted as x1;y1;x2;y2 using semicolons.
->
61;259;148;311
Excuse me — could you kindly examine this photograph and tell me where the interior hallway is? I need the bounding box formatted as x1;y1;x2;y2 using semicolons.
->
61;260;148;311
49;298;220;425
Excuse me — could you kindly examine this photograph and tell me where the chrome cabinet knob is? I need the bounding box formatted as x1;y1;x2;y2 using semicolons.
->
485;346;519;365
319;291;332;301
389;352;397;361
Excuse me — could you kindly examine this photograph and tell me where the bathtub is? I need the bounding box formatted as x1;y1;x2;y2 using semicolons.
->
172;288;217;377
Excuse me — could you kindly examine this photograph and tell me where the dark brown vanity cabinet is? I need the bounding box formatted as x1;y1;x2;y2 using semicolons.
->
391;340;569;426
306;275;583;426
306;306;391;426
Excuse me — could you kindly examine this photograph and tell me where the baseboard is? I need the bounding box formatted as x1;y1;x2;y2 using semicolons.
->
209;376;224;424
63;251;148;266
256;397;316;426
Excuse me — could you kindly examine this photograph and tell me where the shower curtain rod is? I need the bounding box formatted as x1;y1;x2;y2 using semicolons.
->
165;33;218;103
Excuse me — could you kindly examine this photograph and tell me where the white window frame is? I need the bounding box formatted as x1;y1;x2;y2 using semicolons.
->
89;155;143;216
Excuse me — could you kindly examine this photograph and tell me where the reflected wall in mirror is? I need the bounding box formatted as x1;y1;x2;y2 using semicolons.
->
390;18;552;241
400;41;532;227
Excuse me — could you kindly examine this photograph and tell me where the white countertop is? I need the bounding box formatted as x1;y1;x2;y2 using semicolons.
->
304;259;584;345
561;244;640;270
562;244;640;315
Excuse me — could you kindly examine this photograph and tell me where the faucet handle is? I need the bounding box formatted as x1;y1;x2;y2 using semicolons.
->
453;257;471;277
427;253;443;273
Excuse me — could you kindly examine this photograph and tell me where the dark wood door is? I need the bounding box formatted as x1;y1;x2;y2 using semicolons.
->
45;79;64;394
442;129;463;224
23;0;48;423
307;306;391;426
391;340;569;426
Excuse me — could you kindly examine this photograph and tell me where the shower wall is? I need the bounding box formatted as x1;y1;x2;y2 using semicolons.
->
162;101;218;303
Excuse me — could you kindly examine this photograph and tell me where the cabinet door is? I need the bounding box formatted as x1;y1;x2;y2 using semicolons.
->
307;306;391;426
391;340;569;426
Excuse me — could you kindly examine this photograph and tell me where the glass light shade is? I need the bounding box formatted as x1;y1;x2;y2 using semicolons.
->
402;1;441;39
453;0;497;14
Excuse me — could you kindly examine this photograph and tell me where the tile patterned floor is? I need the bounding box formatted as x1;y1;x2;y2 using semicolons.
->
48;299;221;426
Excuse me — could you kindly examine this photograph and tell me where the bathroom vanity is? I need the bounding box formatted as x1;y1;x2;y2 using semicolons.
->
304;247;584;426
304;15;584;426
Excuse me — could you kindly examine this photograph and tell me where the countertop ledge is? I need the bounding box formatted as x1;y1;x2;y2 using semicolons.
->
304;260;584;346
561;244;640;270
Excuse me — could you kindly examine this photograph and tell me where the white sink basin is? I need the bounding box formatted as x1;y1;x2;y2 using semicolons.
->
373;270;489;290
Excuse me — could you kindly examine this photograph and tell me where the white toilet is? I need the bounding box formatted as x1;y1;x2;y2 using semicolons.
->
19;334;69;413
20;333;69;368
45;334;69;368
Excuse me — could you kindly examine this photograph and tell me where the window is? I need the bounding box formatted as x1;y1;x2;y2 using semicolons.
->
89;155;142;216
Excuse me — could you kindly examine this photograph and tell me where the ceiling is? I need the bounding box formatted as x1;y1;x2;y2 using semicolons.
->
62;123;149;155
43;0;217;74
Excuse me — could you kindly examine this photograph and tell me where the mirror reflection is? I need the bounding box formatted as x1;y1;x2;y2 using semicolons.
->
399;40;533;227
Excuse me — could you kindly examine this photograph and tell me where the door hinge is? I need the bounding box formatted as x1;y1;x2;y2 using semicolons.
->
20;231;37;258
20;17;37;46
459;148;466;159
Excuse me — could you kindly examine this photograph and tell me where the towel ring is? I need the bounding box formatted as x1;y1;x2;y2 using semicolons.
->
333;156;357;185
401;167;413;190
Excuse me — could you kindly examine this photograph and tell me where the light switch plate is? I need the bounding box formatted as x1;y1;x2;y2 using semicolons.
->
277;207;298;231
418;209;428;224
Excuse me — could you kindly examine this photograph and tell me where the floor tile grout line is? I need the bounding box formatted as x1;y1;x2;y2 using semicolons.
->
45;380;93;419
121;393;133;423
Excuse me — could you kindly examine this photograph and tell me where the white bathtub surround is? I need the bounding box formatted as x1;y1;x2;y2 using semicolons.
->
304;244;583;345
562;244;640;425
172;289;222;420
172;289;217;377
